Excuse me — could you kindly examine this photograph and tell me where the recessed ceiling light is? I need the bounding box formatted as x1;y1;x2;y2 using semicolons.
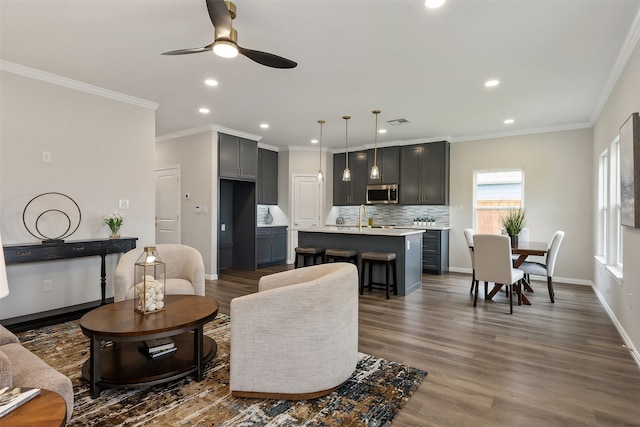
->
425;0;446;9
485;79;500;88
204;79;218;87
260;123;269;129
378;129;387;134
199;108;210;114
504;119;514;124
311;139;319;144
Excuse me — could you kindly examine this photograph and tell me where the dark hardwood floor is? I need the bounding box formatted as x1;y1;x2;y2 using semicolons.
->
207;265;640;426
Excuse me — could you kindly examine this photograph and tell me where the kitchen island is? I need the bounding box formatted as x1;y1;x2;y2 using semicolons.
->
298;227;424;296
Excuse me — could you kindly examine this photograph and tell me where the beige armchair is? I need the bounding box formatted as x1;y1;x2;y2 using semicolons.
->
114;244;205;302
230;263;359;399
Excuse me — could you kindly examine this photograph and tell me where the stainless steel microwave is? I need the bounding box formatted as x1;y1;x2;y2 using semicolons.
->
366;184;398;204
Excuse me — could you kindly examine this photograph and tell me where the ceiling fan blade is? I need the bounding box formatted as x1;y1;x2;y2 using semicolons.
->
238;46;297;69
206;0;233;37
161;43;214;55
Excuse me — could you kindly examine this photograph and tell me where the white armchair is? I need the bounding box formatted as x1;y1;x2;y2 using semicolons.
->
230;263;359;399
114;244;205;302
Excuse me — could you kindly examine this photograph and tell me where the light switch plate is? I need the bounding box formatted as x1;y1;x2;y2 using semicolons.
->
119;199;129;209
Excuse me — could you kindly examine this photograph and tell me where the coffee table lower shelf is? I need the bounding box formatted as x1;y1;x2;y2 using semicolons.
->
81;332;216;389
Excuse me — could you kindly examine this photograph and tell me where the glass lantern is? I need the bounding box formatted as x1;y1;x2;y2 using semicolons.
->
133;246;166;314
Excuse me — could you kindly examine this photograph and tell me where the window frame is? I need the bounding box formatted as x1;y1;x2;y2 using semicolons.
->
473;168;525;234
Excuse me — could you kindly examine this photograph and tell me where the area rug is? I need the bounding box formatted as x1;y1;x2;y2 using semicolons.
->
16;314;427;426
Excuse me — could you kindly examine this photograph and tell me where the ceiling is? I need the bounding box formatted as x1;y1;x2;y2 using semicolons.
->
1;0;639;150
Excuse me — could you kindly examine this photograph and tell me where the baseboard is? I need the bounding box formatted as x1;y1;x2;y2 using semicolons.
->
0;298;113;333
590;284;640;369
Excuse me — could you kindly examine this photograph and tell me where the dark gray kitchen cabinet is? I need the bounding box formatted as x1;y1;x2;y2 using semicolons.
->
257;226;287;268
367;146;399;185
258;148;278;205
333;151;367;205
219;133;257;181
422;229;449;274
399;141;449;205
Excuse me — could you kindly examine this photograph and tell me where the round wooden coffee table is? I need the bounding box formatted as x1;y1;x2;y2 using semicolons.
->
0;389;66;427
80;294;219;398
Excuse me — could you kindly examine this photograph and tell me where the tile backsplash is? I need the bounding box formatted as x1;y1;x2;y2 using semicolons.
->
257;204;449;227
335;205;449;227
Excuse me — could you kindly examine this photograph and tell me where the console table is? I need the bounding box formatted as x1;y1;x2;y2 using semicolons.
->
3;237;138;305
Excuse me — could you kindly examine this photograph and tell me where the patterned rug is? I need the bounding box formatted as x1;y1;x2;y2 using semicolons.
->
16;314;427;426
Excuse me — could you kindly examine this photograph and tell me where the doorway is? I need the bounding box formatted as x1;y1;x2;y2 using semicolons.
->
155;166;181;244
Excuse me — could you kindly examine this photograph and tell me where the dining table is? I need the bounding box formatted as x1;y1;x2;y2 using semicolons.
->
484;240;548;305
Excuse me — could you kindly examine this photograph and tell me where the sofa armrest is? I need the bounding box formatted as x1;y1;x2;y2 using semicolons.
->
0;349;11;388
0;325;20;346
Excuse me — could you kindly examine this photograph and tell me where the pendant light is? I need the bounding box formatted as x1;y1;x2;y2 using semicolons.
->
342;115;351;182
317;120;325;182
370;109;381;180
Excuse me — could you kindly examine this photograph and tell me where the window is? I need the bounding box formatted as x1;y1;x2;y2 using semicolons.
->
598;136;623;278
612;137;623;267
474;169;524;234
597;150;609;258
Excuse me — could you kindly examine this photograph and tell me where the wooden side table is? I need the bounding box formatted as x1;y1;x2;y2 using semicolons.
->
0;389;67;426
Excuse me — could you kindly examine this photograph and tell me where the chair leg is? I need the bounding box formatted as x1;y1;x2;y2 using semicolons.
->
469;269;475;294
508;284;513;314
516;280;522;306
473;280;479;307
548;276;555;303
484;282;488;299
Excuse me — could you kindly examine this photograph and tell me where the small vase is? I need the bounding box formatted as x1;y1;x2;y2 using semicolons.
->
110;226;120;239
509;234;518;248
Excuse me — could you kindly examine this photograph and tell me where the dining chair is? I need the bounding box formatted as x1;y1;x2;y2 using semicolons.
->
518;230;565;303
464;228;475;293
473;234;524;314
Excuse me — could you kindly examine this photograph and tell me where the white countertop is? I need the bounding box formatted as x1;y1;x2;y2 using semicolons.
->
299;226;425;237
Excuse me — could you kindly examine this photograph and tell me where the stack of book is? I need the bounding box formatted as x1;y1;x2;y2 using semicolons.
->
0;387;41;418
139;337;176;359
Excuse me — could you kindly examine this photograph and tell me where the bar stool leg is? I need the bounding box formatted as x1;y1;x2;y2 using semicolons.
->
385;261;390;299
359;259;366;295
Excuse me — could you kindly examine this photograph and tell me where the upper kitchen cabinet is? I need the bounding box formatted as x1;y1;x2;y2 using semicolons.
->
258;148;278;205
367;146;399;185
333;150;368;206
400;141;450;205
219;133;257;181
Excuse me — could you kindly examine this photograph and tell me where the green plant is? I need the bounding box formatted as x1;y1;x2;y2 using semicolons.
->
501;208;526;236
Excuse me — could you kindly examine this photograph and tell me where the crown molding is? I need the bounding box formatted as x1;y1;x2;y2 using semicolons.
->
451;121;592;143
0;60;158;111
156;124;262;143
589;6;640;124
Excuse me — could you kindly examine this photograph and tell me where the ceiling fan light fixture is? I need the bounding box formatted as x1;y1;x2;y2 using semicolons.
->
425;0;446;9
213;39;238;58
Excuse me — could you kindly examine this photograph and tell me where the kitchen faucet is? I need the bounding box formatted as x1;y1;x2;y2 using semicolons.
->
358;204;367;230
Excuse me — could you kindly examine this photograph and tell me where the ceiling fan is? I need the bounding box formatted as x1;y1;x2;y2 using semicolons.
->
161;0;297;69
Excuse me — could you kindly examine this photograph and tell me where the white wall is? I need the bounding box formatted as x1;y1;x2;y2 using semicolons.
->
592;36;640;362
449;128;594;283
0;70;156;319
156;130;217;278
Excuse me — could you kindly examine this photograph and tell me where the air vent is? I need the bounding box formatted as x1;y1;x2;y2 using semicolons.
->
387;118;410;125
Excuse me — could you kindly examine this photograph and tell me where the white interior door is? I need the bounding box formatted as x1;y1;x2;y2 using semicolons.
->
290;174;322;262
155;166;181;244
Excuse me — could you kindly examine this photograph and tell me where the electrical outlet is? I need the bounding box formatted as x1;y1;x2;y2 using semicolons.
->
43;280;53;292
629;293;633;310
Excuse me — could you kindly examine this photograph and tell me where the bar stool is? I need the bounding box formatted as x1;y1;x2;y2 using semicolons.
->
360;251;397;299
324;248;358;265
294;246;325;268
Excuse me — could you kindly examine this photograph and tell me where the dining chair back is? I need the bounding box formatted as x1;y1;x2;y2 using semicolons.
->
519;230;564;303
519;227;530;241
473;234;524;314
